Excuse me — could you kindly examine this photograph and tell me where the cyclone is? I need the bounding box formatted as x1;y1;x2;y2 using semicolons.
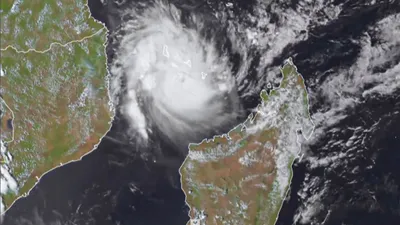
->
2;0;400;224
109;1;247;150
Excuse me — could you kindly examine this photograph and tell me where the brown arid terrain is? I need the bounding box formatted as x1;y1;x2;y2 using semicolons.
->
0;0;112;211
180;59;314;225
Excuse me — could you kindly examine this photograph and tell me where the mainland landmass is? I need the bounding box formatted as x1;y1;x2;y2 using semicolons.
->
0;0;112;211
180;60;315;225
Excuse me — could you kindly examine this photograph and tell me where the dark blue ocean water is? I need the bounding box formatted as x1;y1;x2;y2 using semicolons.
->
2;115;190;225
2;1;399;225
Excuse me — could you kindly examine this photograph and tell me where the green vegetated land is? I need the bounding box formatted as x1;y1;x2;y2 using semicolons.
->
0;0;112;210
180;60;314;225
0;0;102;50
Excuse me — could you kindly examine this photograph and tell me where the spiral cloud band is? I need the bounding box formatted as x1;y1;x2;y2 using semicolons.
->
109;1;243;149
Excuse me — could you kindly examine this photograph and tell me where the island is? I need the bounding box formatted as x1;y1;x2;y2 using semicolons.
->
180;59;314;225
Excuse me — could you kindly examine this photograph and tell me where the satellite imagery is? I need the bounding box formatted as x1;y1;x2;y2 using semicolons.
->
0;0;399;224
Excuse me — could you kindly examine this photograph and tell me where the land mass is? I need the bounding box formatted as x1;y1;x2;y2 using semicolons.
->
180;59;314;225
0;0;112;212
